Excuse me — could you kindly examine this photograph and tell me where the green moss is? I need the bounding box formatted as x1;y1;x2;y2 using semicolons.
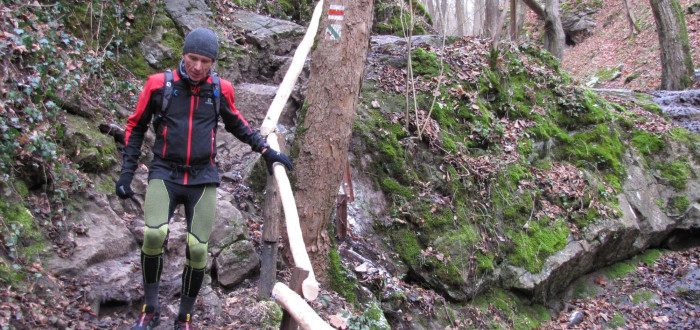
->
9;180;29;198
669;195;690;214
394;228;422;264
472;288;549;329
636;249;661;266
604;261;635;279
476;252;495;271
411;47;444;77
245;159;268;194
594;65;621;82
573;280;598;299
631;289;655;305
62;114;117;172
660;160;689;190
631;130;665;154
506;164;530;186
0;202;46;286
508;219;569;273
608;312;626;328
328;249;358;304
259;300;283;328
638;101;664;116
347;300;391;329
515;303;550;329
378;3;432;37
624;72;640;84
603;173;622;192
381;177;413;198
566;124;624;176
668;127;700;144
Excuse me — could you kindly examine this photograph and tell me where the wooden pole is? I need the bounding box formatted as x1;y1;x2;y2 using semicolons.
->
267;133;319;301
273;282;333;330
261;0;325;136
259;170;282;298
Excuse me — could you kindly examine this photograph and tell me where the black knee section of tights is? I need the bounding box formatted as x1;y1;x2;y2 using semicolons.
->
181;265;205;298
141;251;164;284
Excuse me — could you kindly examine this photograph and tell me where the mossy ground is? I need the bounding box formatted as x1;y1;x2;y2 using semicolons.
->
0;201;47;286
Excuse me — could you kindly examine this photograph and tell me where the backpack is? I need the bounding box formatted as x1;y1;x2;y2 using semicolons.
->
152;69;221;130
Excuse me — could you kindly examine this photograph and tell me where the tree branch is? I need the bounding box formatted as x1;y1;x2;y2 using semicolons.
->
521;0;545;20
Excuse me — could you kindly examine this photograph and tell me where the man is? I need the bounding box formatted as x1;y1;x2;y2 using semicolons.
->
116;27;293;330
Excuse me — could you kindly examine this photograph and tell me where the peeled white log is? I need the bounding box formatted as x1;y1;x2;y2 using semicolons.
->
260;0;324;136
267;133;320;301
272;282;333;330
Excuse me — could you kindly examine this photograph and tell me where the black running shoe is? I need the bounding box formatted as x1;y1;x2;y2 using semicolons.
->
131;304;160;330
173;313;192;330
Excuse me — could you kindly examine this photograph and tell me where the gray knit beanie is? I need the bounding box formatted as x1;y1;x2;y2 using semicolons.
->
182;28;219;61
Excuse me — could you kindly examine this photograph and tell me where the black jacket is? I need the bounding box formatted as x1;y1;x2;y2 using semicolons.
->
121;67;266;185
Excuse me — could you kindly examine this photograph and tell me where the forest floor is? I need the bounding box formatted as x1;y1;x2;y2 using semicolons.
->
557;0;700;91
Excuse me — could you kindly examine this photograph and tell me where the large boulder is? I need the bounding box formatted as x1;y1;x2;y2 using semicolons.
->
230;11;305;56
502;145;700;302
215;240;260;287
561;9;597;45
164;0;213;34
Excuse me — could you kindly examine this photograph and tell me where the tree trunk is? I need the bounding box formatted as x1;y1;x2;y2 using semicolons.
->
484;0;500;37
473;0;485;36
521;0;545;19
623;0;641;37
510;0;517;40
649;0;694;90
543;0;565;60
293;0;374;272
456;0;465;36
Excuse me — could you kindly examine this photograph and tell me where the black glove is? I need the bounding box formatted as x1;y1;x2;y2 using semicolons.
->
262;148;293;175
115;173;134;199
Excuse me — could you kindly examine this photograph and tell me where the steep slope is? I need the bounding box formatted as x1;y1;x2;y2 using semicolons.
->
558;0;700;91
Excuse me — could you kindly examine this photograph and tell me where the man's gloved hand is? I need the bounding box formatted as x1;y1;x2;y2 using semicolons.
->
115;173;134;199
262;148;293;175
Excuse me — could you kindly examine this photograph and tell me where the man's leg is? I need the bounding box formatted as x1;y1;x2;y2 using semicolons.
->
177;184;216;324
141;179;174;311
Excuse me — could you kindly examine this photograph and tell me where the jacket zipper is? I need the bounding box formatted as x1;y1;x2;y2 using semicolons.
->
184;86;200;184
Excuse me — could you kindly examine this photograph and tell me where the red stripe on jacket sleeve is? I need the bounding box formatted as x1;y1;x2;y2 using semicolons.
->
220;79;253;132
125;73;166;145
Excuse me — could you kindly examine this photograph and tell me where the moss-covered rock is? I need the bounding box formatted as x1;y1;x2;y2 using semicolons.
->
61;114;117;173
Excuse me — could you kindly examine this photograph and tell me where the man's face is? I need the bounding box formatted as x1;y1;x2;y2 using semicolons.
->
183;53;213;82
